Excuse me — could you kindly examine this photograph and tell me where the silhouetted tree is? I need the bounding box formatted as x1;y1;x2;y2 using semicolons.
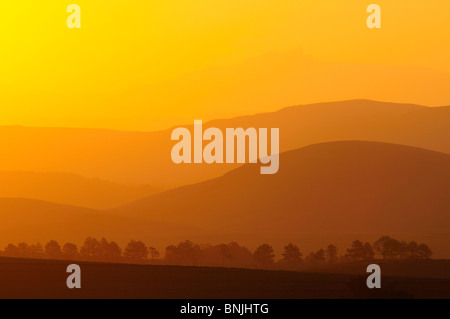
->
124;240;148;263
17;243;31;257
363;242;375;259
148;246;160;263
226;242;253;266
406;241;432;260
326;244;339;264
4;243;43;258
165;245;178;264
62;243;79;260
99;238;122;262
44;240;62;259
374;236;433;260
201;242;253;268
305;249;326;265
23;242;44;258
80;237;101;260
254;244;275;267
373;236;404;260
30;243;44;258
218;244;232;266
347;240;374;261
4;243;20;257
0;234;433;266
176;240;202;266
281;243;302;268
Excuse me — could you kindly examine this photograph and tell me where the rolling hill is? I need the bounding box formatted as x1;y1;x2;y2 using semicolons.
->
1;141;449;257
0;171;162;209
1;100;450;187
0;198;198;249
112;141;450;257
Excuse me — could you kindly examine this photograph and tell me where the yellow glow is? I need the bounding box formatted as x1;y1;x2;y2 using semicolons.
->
0;1;449;130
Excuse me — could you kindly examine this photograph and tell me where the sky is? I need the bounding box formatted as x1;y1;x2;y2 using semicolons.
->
0;0;449;130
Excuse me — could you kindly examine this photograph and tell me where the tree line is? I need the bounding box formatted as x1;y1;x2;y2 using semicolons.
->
0;235;432;269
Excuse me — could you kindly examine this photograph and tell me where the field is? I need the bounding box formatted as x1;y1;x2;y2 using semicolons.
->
0;257;449;299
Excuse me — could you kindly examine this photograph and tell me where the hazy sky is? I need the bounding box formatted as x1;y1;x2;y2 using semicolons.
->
0;0;449;130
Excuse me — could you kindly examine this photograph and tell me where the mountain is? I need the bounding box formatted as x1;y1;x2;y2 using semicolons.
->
0;198;197;248
1;100;450;187
112;141;450;256
0;171;162;209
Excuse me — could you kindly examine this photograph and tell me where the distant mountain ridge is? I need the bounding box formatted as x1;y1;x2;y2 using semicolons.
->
0;198;198;248
0;171;162;209
112;141;450;237
1;141;450;257
1;100;450;188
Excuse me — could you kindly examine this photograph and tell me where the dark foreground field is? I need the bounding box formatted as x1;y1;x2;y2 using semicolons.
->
0;257;449;299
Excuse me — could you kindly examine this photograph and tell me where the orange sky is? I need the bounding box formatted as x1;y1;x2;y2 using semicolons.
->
0;0;449;130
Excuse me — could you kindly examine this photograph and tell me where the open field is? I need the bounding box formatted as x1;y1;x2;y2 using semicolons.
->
0;257;448;299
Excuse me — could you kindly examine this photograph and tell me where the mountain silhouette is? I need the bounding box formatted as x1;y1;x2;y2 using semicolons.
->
0;171;162;209
0;198;197;248
112;141;450;256
1;100;450;187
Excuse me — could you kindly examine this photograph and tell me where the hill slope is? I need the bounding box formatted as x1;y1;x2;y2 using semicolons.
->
113;141;450;252
1;100;450;187
0;171;162;209
0;198;197;248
